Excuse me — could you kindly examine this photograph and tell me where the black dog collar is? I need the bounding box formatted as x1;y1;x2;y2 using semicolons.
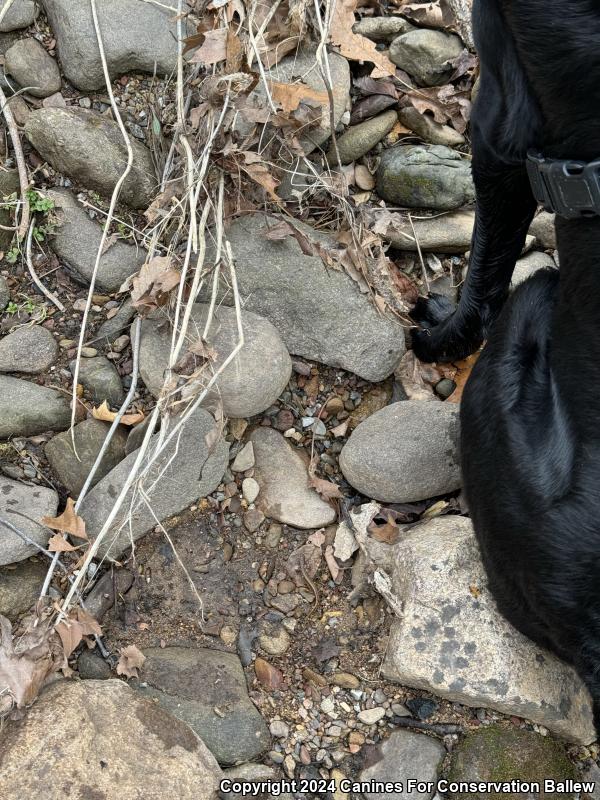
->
526;150;600;218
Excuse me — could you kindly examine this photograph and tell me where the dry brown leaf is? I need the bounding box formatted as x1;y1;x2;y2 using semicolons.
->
92;400;145;427
48;534;77;553
127;256;181;313
309;475;343;501
400;0;454;28
189;28;228;65
330;0;396;78
43;498;87;541
368;513;401;544
446;351;480;402
324;545;341;583
269;80;329;114
55;619;84;660
225;28;243;73
254;656;284;689
117;644;146;678
239;151;280;200
0;616;61;712
395;351;437;402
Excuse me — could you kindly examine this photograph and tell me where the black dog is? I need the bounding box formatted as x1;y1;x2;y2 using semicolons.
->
411;0;600;734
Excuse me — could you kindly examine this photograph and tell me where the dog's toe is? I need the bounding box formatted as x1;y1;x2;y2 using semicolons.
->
410;293;456;329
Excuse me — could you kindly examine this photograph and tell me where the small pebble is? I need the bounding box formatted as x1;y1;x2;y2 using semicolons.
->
270;720;290;738
242;477;260;504
357;707;385;725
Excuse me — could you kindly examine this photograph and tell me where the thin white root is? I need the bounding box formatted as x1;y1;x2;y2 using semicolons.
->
25;220;65;312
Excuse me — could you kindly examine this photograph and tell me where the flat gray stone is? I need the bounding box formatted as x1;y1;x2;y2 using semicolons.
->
0;0;35;32
79;407;229;559
44;418;128;497
47;190;145;291
0;325;58;374
0;477;58;565
69;355;124;408
4;38;60;97
202;215;405;382
0;375;71;438
389;29;464;86
352;16;414;43
0;680;222;800
24;108;156;208
340;401;461;503
250;427;336;529
511;251;556;289
241;49;350;155
95;299;135;343
359;730;445;800
529;211;556;249
42;0;183;92
0;275;9;311
0;558;47;620
136;647;270;765
328;109;397;165
399;106;465;146
381;516;595;745
377;144;475;210
138;304;292;418
378;208;474;253
77;649;112;680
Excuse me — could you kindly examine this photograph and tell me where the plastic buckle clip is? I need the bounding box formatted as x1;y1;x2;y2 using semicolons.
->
526;150;600;219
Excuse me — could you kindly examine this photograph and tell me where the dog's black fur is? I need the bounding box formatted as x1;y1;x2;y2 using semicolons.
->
411;0;600;734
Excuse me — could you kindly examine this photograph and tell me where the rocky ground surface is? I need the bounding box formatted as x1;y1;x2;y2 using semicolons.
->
0;2;593;800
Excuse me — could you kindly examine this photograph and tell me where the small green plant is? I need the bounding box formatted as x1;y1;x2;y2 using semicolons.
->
5;247;19;264
26;189;54;214
5;301;18;314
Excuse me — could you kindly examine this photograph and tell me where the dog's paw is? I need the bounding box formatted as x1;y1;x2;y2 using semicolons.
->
410;293;455;330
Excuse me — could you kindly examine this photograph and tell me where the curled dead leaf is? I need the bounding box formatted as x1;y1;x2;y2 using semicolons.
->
117;644;146;678
330;0;396;77
48;534;77;553
42;497;87;541
92;400;145;427
124;256;181;314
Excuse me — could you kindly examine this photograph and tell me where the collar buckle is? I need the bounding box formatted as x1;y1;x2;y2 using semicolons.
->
526;150;600;218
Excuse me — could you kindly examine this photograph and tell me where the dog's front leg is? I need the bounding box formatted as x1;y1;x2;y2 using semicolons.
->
411;129;538;363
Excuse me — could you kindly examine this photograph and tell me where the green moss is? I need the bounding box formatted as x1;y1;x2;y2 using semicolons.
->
448;725;576;800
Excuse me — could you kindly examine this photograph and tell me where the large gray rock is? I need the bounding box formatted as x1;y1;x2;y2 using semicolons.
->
0;325;58;374
136;647;270;765
340;401;461;503
399;106;465;147
389;29;464;86
0;376;71;438
44;418;128;497
381;516;595;745
529;211;556;249
511;251;556;289
0;0;35;32
448;725;576;799
358;730;445;800
377;144;475;210
47;189;145;291
4;38;60;98
352;16;414;43
328;109;397;165
24;109;156;208
250;427;336;529
0;680;222;800
41;0;183;92
379;209;474;253
0;558;47;620
202;215;405;382
0;477;58;565
138;304;292;418
243;49;350;155
79;407;229;559
69;355;124;408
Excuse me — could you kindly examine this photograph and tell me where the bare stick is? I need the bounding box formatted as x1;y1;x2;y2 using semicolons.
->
0;83;29;240
0;0;17;27
25;219;65;312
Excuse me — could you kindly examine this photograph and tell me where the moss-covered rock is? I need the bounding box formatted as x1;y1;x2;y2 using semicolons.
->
376;144;474;209
448;725;576;800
